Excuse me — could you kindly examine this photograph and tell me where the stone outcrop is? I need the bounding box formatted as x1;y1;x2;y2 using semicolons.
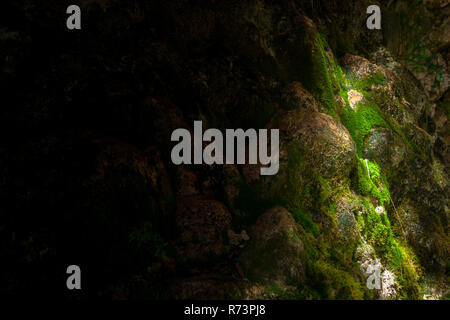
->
239;207;305;287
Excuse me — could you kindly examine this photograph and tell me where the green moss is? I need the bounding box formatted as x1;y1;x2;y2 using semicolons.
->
387;240;422;299
328;49;348;96
313;35;336;116
336;63;422;161
299;232;368;299
357;198;421;298
353;71;386;92
265;283;286;298
233;142;325;228
296;34;338;118
236;37;426;299
288;207;320;237
332;66;419;163
358;199;393;255
281;143;310;207
356;211;365;230
340;101;389;155
354;158;390;206
308;259;365;299
260;142;326;208
339;87;350;108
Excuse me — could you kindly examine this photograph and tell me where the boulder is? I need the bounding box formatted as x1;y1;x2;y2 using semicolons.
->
342;54;382;80
268;109;356;180
241;107;356;209
362;127;407;170
175;197;232;262
334;193;361;243
239;206;304;285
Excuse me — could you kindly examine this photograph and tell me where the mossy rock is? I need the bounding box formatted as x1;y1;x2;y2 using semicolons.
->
268;108;356;180
240;107;356;215
334;192;362;244
362;126;407;170
239;206;305;286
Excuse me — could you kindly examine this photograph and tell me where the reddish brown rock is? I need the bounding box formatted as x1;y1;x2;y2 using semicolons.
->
342;54;382;79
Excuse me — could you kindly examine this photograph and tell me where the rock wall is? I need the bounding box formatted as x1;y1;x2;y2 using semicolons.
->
0;0;448;299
